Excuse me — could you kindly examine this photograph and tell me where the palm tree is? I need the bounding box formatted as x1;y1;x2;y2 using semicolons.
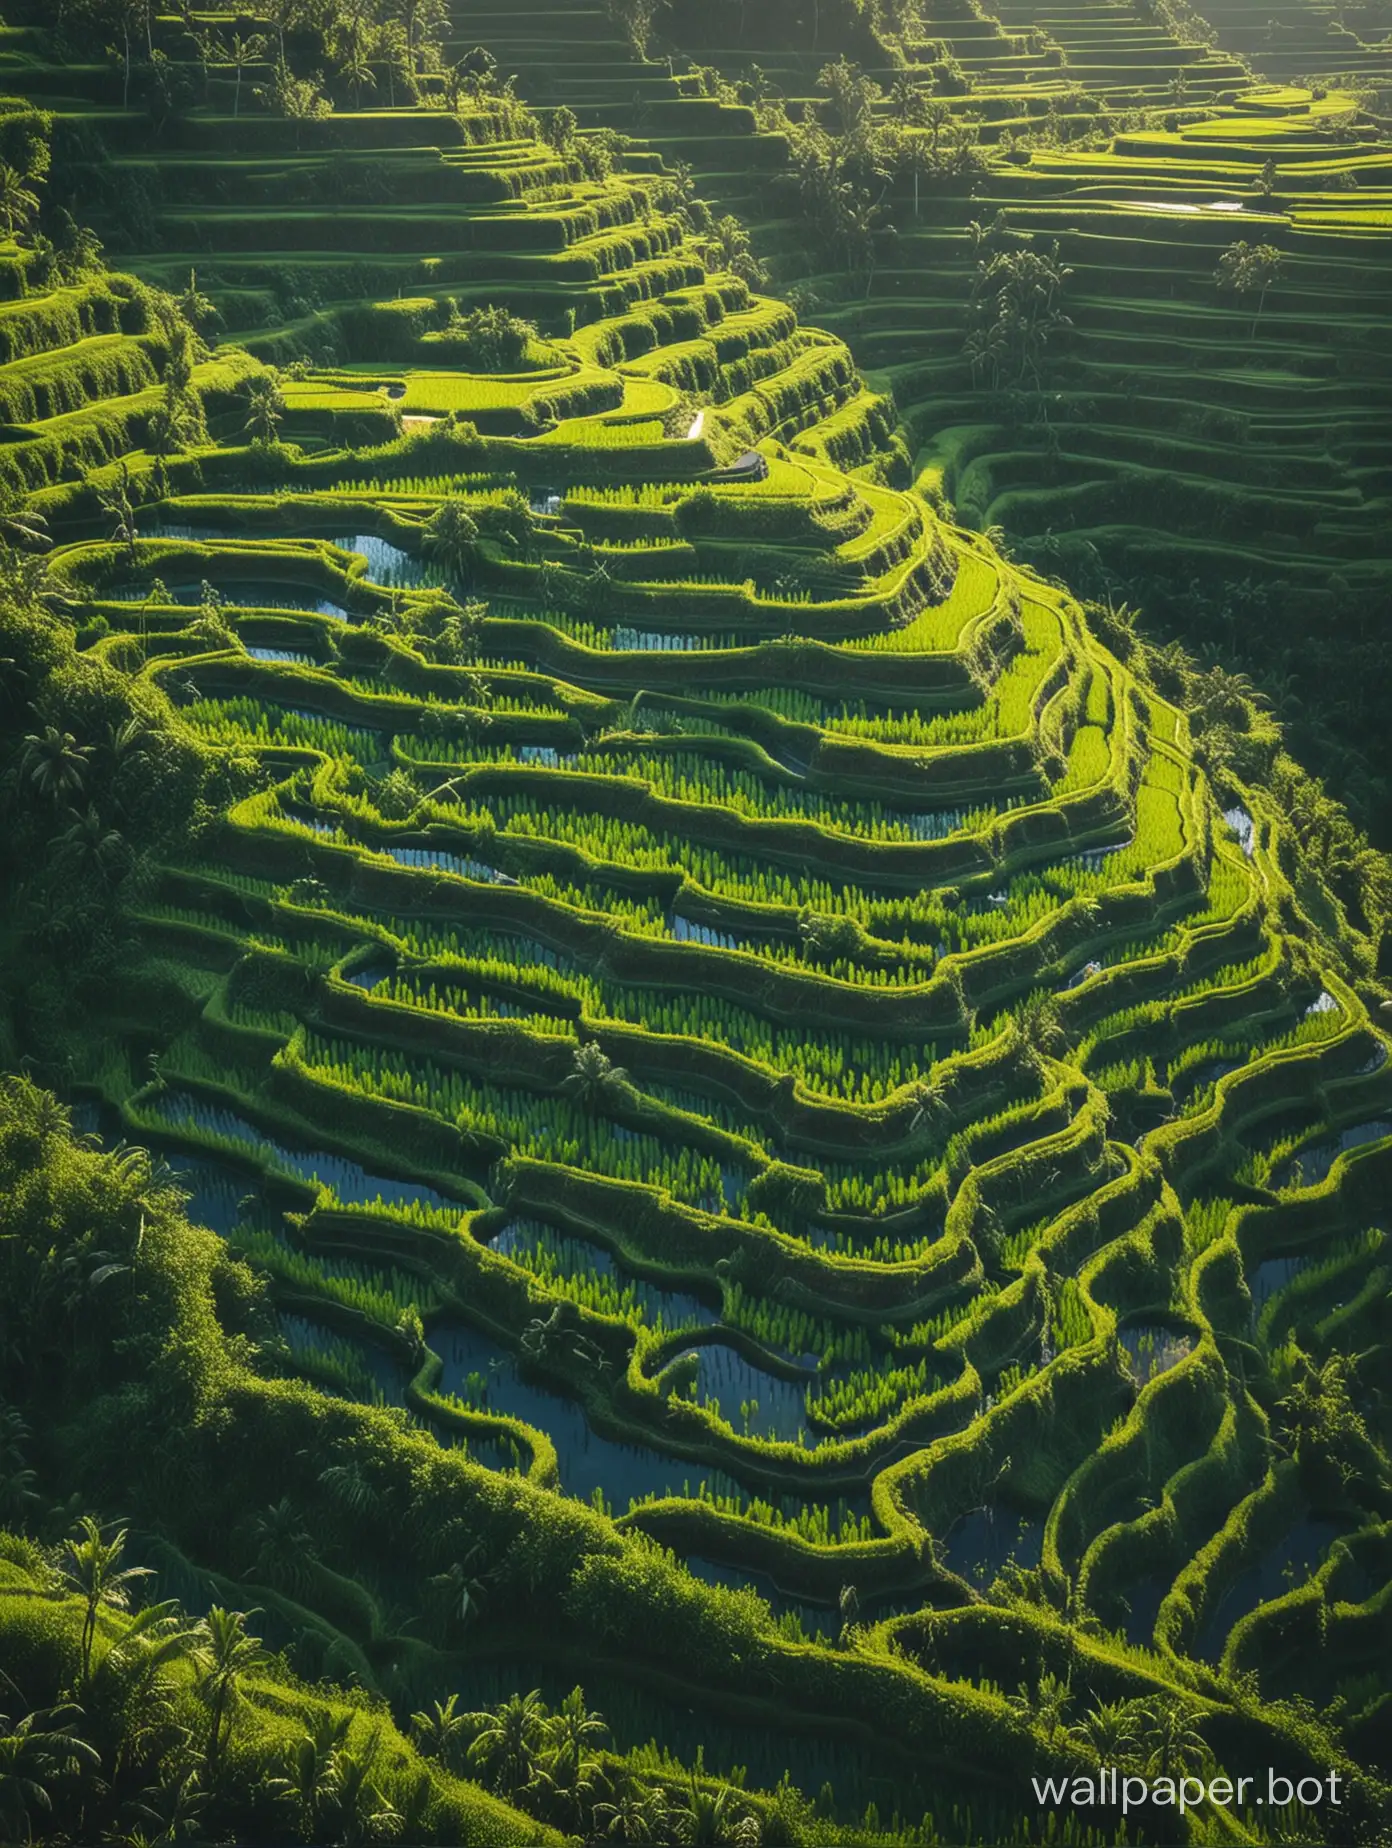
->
1068;1697;1142;1763
193;1606;265;1777
534;1683;607;1825
225;31;266;118
97;462;139;562
421;498;481;582
1135;1698;1209;1780
19;726;91;804
148;378;202;458
249;1497;318;1598
1006;1669;1072;1744
57;806;129;882
563;1040;631;1111
465;1688;548;1798
56;1518;155;1686
666;1772;761;1845
592;1778;670;1842
410;1694;471;1774
331;1743;403;1845
243;372;286;446
0;1706;100;1844
425;1555;486;1638
0;502;50;552
1215;239;1282;339
0;164;39;238
272;1710;351;1834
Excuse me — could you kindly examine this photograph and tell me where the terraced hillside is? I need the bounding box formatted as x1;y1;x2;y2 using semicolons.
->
0;23;1390;1848
1197;0;1392;89
459;0;1392;829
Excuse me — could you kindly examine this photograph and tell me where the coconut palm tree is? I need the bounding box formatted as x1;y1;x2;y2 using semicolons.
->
19;726;91;805
563;1040;631;1111
0;1706;100;1844
193;1606;265;1777
592;1778;670;1842
271;1710;352;1834
410;1694;471;1774
1007;1670;1072;1743
1068;1697;1142;1764
243;372;286;446
665;1772;761;1845
249;1497;319;1598
225;31;266;117
0;164;39;238
465;1688;547;1799
97;462;139;563
56;1518;155;1686
330;1741;403;1845
421;498;481;582
57;807;129;882
1134;1697;1209;1780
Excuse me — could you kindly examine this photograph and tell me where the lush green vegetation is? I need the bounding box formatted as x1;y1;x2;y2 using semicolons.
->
0;5;1388;1844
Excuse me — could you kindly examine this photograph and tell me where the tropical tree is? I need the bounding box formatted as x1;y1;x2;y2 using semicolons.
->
57;805;129;882
543;104;578;154
665;1771;762;1845
1068;1697;1143;1763
1215;239;1282;338
97;461;139;562
465;1688;548;1798
331;1742;404;1845
271;1709;352;1835
1005;1670;1072;1744
19;726;91;805
421;497;481;580
192;1606;265;1777
242;371;286;445
705;213;766;286
563;1040;632;1110
56;1518;155;1686
0;163;39;238
410;1694;471;1774
1134;1698;1209;1779
249;1497;318;1598
0;1706;100;1844
605;0;667;59
224;32;266;119
592;1778;671;1842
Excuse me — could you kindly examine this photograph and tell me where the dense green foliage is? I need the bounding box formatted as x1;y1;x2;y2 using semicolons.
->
0;6;1388;1844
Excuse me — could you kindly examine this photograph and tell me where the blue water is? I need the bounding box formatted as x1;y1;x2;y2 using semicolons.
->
489;1220;719;1330
380;842;516;884
671;912;741;950
248;646;316;664
1195;1519;1347;1661
343;959;392;990
613;628;704;652
1119;1324;1192;1386
1120;1576;1166;1648
332;533;436;589
938;1506;1043;1588
432;1314;741;1508
142;1090;468;1213
1249;1254;1308;1315
1273;1120;1392;1190
687;1340;820;1445
1222;807;1256;857
281;1310;408;1408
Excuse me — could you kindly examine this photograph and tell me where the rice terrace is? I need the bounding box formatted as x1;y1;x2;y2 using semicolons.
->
0;0;1390;1840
